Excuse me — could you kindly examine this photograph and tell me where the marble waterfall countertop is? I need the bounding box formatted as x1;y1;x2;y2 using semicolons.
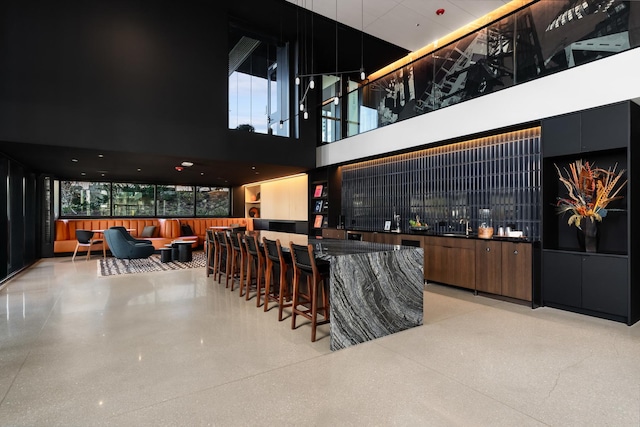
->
256;231;424;350
326;242;424;350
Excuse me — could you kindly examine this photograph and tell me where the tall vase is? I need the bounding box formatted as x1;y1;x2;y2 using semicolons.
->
577;218;598;253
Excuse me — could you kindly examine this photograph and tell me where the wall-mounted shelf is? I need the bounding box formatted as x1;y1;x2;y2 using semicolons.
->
244;184;261;218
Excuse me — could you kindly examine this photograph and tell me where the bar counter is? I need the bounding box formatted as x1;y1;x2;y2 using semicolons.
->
256;231;424;350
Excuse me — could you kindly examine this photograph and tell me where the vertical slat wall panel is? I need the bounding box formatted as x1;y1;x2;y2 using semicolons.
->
341;127;541;240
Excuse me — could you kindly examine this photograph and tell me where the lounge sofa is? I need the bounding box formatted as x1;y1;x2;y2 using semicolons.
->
54;218;253;255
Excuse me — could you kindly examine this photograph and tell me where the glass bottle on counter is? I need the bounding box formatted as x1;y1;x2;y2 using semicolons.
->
478;208;494;239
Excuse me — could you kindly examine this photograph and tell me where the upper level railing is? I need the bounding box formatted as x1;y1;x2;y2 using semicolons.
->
321;0;639;145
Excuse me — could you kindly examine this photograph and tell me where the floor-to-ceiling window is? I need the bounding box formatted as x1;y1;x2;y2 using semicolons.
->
228;25;290;137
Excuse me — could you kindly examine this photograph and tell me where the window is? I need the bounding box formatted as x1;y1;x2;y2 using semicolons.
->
60;181;111;217
112;183;155;217
196;187;230;216
156;185;194;217
321;74;342;143
59;181;229;218
228;26;290;136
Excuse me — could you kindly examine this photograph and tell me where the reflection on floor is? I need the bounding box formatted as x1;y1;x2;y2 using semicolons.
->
1;256;639;426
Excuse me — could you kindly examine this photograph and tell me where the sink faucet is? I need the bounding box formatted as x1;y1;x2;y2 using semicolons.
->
392;206;401;233
459;218;471;236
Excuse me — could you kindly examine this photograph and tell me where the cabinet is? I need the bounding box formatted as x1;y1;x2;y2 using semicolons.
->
542;102;629;157
322;228;346;240
475;241;502;295
244;185;261;218
543;250;628;320
369;232;400;245
424;236;475;290
501;241;532;301
475;240;532;301
540;101;639;324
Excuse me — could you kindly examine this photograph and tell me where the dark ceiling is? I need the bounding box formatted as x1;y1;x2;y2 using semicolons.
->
0;0;408;189
0;140;308;187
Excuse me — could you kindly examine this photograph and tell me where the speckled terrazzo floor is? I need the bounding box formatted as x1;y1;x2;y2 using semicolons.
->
1;256;639;426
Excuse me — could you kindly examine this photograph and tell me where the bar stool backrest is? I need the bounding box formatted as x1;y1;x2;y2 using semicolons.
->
245;233;260;257
215;231;228;247
290;243;314;275
229;231;242;251
263;238;280;264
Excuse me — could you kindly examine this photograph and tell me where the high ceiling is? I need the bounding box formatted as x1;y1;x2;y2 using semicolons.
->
286;0;513;52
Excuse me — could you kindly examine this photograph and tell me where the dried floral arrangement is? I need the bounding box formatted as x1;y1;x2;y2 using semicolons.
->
554;159;627;228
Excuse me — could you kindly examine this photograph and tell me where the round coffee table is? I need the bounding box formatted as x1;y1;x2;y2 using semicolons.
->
171;240;196;262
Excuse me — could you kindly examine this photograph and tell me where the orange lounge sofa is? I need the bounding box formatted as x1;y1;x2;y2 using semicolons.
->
54;218;253;255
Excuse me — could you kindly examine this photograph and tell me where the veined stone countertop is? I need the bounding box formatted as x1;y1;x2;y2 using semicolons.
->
309;238;416;259
316;239;424;351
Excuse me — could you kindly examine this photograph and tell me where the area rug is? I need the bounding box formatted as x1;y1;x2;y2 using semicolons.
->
98;252;207;277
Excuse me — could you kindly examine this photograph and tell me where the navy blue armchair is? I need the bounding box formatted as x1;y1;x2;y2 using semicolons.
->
109;226;153;245
104;228;155;260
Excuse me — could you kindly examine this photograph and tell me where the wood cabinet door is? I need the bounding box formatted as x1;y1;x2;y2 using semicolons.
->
424;243;448;284
501;242;532;301
475;240;502;294
450;247;476;290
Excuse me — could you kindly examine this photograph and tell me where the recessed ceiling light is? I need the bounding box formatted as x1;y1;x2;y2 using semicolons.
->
137;168;141;172
181;161;194;167
98;154;104;158
81;172;86;176
71;158;78;162
101;173;105;177
200;172;204;176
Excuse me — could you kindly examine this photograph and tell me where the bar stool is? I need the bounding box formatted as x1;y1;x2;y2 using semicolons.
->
289;242;330;342
206;229;217;277
263;237;292;320
228;231;246;292
214;231;230;286
244;233;265;306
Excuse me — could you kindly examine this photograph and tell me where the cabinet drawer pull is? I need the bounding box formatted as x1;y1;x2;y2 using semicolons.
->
513;250;518;255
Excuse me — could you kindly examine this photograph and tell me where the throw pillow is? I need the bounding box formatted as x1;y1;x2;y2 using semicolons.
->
141;225;157;238
181;224;194;236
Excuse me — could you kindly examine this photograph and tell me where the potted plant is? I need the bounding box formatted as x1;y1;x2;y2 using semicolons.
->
554;159;627;252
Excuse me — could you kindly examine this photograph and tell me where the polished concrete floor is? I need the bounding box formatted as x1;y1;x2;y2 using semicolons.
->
1;255;639;426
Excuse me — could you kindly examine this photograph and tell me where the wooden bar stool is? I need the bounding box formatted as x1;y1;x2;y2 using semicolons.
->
214;231;230;286
228;231;246;292
263;237;292;320
206;229;217;277
289;242;330;342
244;233;265;306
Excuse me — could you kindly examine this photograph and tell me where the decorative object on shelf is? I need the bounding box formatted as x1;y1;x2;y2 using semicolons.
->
248;207;260;218
554;159;627;252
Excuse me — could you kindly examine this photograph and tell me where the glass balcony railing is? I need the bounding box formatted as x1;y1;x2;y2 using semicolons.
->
322;0;639;145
